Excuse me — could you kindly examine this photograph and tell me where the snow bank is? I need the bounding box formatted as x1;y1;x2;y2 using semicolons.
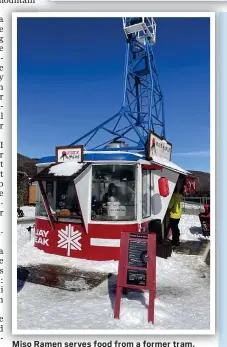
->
179;214;209;241
183;202;202;210
17;243;210;330
20;206;35;218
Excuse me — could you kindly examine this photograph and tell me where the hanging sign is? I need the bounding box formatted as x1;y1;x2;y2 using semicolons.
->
147;131;172;161
114;231;156;323
56;145;84;163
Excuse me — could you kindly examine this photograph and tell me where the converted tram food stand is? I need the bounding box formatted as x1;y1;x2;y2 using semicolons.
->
32;132;194;261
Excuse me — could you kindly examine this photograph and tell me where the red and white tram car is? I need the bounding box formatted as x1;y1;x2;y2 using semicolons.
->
33;132;193;261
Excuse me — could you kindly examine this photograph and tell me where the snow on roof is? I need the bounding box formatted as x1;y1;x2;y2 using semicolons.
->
49;162;84;176
150;155;190;175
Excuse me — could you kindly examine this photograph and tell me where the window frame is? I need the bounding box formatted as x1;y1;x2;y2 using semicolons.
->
35;178;82;222
90;163;137;223
142;168;151;219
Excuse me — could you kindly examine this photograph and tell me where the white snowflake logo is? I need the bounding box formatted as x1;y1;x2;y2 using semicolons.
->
57;224;82;256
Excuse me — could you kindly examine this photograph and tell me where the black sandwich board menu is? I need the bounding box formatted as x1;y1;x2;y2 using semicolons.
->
114;230;156;323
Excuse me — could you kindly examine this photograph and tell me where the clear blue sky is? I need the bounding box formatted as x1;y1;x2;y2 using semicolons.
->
17;17;210;172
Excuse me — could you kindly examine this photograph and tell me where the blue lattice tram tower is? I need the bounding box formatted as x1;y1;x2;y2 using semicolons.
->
70;17;166;152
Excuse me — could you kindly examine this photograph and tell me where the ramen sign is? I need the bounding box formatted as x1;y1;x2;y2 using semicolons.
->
147;131;172;161
56;146;84;163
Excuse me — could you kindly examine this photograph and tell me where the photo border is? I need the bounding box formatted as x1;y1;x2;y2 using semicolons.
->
12;11;215;336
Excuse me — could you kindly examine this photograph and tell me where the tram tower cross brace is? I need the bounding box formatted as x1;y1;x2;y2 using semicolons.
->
70;17;166;152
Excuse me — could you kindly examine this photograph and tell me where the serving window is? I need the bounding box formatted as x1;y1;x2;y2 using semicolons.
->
35;179;81;219
35;181;54;217
91;164;136;221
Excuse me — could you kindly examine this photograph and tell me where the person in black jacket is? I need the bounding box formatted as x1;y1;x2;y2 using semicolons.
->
102;183;124;204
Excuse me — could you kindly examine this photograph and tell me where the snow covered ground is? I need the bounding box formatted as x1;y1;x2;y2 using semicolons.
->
17;206;36;222
183;202;202;210
17;214;210;331
20;206;36;218
179;214;209;241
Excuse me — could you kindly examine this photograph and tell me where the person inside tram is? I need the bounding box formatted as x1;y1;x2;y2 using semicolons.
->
56;181;80;216
102;183;124;206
